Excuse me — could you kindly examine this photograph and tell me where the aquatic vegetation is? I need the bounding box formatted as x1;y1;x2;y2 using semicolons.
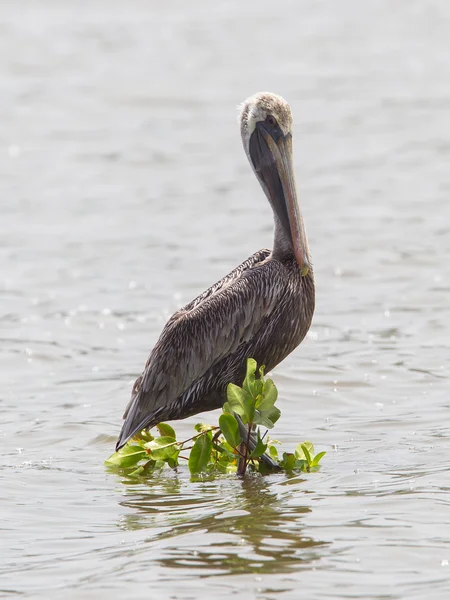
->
105;359;326;478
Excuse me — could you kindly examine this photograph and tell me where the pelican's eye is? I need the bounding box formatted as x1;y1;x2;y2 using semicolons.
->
263;114;283;141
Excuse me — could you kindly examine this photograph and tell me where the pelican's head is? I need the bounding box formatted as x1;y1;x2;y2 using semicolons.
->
239;92;309;275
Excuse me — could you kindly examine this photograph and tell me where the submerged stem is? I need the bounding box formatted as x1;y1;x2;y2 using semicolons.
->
237;440;247;476
236;420;253;476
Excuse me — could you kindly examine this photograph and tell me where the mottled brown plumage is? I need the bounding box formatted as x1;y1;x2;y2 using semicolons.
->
116;92;315;451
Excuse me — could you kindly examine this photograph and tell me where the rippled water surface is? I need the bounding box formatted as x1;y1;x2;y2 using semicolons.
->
2;1;450;598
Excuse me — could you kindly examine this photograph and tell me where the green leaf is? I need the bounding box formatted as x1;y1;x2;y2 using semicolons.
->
242;358;258;397
302;444;312;465
129;460;156;477
217;444;235;461
303;442;314;464
268;444;278;459
295;459;308;472
128;466;145;476
212;441;233;459
250;433;268;458
105;445;147;469
244;395;256;423
188;432;213;474
194;422;215;433
294;444;305;460
253;411;274;429
226;383;251;420
134;429;154;443
257;378;278;411
304;441;315;455
241;359;263;411
166;456;179;469
222;402;232;415
311;451;326;467
294;441;314;463
281;452;296;471
254;405;280;429
219;441;238;459
145;436;178;460
253;380;263;400
219;413;241;448
265;406;281;425
156;422;176;439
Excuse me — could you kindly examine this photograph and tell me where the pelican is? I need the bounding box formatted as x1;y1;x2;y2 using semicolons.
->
116;92;315;451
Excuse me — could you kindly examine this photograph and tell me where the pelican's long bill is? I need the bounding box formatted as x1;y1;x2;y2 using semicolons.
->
249;121;309;276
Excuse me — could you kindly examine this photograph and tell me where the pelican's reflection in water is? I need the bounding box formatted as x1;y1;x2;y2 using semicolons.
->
118;473;327;576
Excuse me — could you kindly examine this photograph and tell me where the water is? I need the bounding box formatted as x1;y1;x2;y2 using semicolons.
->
1;0;450;598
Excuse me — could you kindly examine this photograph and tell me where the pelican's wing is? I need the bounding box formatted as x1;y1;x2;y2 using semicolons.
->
116;253;282;449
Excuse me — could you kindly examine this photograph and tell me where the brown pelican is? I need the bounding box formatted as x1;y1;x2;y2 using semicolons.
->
116;92;315;451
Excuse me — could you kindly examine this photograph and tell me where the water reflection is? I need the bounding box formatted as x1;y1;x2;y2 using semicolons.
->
118;474;327;576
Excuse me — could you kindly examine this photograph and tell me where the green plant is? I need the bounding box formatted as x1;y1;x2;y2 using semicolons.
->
105;358;326;478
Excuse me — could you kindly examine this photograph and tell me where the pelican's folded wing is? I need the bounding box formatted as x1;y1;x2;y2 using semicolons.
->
116;256;283;449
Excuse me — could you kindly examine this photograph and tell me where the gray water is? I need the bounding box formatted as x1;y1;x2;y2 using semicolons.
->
2;1;450;598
